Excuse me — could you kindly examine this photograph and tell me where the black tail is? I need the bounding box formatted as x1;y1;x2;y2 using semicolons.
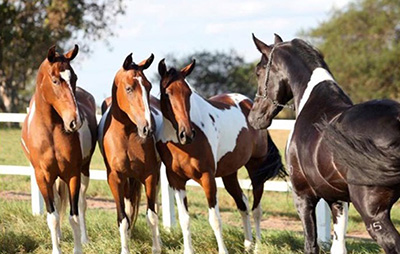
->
317;120;400;186
251;132;287;188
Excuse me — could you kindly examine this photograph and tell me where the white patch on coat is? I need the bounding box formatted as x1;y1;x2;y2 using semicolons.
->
98;106;111;155
189;91;248;169
78;117;92;160
27;101;36;135
135;77;152;129
239;194;252;250
297;67;335;116
153;105;179;143
253;203;263;242
331;202;348;254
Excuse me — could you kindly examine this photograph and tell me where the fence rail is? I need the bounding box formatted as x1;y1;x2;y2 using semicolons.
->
0;113;331;243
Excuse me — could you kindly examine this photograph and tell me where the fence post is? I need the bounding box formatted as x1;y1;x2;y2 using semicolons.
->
316;199;331;247
160;163;175;229
30;166;44;215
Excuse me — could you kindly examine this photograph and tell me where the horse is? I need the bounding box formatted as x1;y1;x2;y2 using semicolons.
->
98;53;162;254
152;59;285;254
21;45;97;254
248;34;400;254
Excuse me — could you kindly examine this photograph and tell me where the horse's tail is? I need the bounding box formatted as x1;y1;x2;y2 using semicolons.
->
317;120;400;186
127;177;142;227
251;132;287;189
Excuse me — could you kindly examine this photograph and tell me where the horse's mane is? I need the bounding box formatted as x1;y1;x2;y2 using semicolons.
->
290;39;331;72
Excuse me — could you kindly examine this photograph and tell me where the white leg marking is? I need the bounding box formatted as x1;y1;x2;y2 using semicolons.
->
69;215;83;254
297;67;335;116
331;202;348;254
119;217;130;254
253;203;263;252
124;198;134;224
79;174;89;244
147;209;162;254
47;211;62;254
239;194;253;251
174;189;193;254
208;200;228;254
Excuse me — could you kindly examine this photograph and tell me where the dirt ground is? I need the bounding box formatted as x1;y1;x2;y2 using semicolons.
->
1;190;371;240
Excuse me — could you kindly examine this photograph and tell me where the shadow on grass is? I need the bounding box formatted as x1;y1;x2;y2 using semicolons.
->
0;230;38;253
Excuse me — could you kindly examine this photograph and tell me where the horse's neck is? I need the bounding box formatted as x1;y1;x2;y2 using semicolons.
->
32;87;58;128
292;67;351;117
189;92;215;122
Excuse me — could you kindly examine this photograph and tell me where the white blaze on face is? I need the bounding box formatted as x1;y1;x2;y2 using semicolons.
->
297;67;335;116
60;69;80;125
134;76;152;129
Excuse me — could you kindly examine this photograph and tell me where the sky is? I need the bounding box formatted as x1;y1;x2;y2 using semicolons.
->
73;0;353;105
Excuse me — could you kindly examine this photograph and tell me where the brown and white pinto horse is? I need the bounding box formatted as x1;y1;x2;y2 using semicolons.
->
153;59;285;253
21;45;97;254
98;53;162;254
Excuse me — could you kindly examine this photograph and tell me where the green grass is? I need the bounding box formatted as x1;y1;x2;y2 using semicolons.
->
0;126;396;253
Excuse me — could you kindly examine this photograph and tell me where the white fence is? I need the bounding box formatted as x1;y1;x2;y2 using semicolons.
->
0;113;331;243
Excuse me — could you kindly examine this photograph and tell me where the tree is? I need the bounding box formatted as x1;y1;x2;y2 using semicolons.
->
161;50;258;99
0;0;126;112
302;0;400;103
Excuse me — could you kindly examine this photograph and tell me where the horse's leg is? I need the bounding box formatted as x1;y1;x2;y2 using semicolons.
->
108;170;130;254
349;184;400;254
79;170;90;244
144;173;162;254
66;174;83;254
53;177;68;242
221;172;252;251
329;201;348;254
36;171;62;254
173;185;193;254
200;172;228;254
292;190;320;254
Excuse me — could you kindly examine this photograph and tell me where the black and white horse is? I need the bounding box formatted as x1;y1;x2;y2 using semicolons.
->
248;34;400;254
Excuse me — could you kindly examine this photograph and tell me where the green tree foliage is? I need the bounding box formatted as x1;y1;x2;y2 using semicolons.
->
162;50;257;99
303;0;400;102
0;0;126;112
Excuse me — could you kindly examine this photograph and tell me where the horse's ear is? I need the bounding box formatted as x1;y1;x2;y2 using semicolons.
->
180;59;196;77
47;45;57;63
65;44;79;61
274;33;283;44
123;53;133;70
252;33;271;55
138;53;154;70
158;58;167;78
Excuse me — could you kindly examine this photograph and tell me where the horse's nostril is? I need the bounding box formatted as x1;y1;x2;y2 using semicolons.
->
180;131;186;140
70;120;76;130
191;129;196;138
143;126;150;136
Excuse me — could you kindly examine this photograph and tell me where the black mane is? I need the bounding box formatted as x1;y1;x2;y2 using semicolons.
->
291;39;331;72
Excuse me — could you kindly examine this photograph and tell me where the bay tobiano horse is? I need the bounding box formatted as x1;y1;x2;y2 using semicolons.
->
248;34;400;254
21;45;97;254
98;53;162;254
153;59;285;254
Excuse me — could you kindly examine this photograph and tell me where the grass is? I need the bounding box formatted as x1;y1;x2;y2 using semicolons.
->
0;126;396;253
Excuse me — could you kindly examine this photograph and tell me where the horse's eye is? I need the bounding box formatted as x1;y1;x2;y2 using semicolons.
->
126;86;133;94
52;78;60;85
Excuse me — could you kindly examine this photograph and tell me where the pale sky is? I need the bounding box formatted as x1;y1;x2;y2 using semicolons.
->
73;0;353;104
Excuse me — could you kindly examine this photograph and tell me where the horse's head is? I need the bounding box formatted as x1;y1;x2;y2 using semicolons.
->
39;45;81;133
158;59;196;145
248;34;293;129
113;53;154;138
